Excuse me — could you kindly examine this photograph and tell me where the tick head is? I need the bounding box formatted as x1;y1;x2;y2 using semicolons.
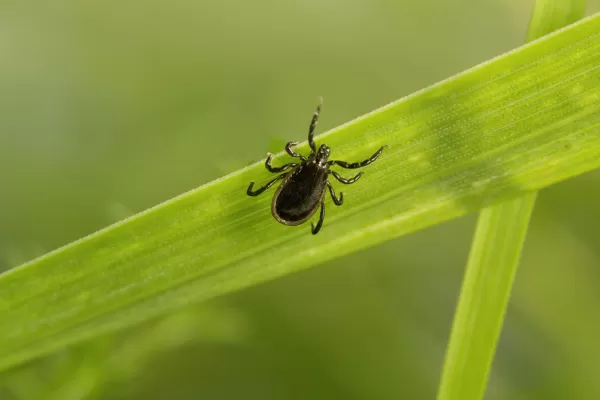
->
315;144;331;166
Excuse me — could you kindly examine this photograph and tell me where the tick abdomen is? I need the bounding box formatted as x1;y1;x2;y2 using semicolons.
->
272;163;328;224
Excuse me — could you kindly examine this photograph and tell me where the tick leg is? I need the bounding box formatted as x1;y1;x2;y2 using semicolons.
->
329;146;386;169
307;97;323;155
326;181;343;206
265;153;298;173
330;170;363;185
285;142;307;161
311;200;325;235
247;174;286;196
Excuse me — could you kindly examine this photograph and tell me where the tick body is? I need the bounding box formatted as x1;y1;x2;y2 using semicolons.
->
247;98;386;235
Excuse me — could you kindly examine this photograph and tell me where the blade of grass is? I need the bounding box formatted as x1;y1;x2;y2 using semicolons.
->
437;1;586;400
527;0;587;42
437;193;537;400
1;13;600;372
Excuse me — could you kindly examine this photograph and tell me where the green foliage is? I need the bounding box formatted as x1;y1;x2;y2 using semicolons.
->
527;0;586;42
437;194;537;400
1;12;600;374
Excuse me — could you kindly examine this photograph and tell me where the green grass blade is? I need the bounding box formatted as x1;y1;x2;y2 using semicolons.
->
437;1;586;400
437;193;537;400
1;13;600;372
527;0;586;42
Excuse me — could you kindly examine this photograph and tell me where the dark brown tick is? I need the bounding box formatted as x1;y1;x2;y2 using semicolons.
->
247;98;387;234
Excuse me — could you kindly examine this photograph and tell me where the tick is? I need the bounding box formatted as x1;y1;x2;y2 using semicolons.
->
247;98;387;235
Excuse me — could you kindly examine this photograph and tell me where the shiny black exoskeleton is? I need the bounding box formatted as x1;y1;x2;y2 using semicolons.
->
247;98;386;234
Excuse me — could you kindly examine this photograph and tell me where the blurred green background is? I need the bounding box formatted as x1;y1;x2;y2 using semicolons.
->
1;1;600;399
